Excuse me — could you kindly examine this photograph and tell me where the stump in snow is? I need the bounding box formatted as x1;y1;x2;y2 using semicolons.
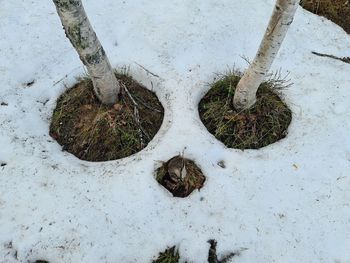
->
156;155;205;198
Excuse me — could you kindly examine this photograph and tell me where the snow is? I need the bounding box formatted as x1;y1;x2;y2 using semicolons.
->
1;0;350;262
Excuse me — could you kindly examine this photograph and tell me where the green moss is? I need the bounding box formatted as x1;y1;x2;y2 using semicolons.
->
68;23;89;49
85;48;105;65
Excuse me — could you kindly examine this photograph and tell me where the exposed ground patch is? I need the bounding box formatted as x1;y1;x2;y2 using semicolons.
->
153;240;244;263
198;73;292;150
50;73;164;161
156;155;205;198
301;0;350;33
153;246;180;263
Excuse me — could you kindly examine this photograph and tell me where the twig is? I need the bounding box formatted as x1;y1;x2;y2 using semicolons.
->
122;82;138;106
311;51;350;64
208;240;246;263
121;83;150;147
52;66;81;86
316;0;320;14
134;62;160;78
132;94;162;113
208;239;219;263
239;55;251;65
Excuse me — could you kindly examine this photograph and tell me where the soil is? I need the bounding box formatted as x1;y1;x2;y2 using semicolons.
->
301;0;350;34
50;74;164;162
155;155;206;198
198;73;292;150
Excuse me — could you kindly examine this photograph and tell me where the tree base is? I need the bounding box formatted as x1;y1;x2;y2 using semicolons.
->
50;73;164;162
198;73;292;150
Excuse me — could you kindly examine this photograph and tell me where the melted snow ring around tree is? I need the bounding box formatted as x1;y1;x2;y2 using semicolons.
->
198;72;292;150
49;73;164;161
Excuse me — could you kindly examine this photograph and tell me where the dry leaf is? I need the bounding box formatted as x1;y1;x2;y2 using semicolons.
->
113;103;123;111
82;104;92;110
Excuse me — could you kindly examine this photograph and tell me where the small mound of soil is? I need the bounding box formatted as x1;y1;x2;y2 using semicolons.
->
50;74;164;161
156;155;205;198
198;74;292;150
301;0;350;34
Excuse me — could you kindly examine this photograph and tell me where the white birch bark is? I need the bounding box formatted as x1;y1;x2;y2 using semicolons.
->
52;0;120;105
233;0;299;110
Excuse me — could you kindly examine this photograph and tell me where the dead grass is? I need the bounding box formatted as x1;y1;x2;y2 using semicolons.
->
300;0;350;33
198;72;292;150
50;73;164;162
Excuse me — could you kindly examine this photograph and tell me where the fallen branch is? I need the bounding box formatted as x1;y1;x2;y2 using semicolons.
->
134;62;160;78
312;51;350;64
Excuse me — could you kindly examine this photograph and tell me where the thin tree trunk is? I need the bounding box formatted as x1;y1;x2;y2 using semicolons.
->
52;0;120;105
233;0;299;110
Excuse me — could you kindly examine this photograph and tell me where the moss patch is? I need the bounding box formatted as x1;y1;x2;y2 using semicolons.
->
156;155;205;198
198;73;292;150
50;73;164;161
301;0;350;33
153;246;180;263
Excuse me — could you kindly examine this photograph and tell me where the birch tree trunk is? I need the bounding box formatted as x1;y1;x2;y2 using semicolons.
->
233;0;299;110
52;0;120;105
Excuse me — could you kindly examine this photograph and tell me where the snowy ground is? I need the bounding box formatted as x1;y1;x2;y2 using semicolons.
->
1;0;350;262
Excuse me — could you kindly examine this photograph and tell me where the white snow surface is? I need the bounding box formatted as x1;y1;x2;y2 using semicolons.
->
1;0;350;262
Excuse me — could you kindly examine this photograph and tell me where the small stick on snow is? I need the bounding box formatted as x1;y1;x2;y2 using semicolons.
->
134;62;160;78
52;66;81;87
311;51;350;64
